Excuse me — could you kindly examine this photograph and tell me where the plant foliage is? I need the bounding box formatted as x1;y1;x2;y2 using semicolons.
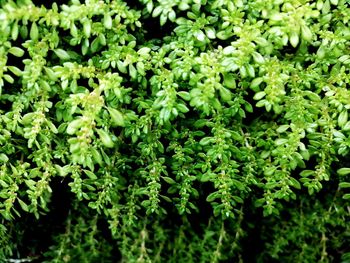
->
0;0;350;262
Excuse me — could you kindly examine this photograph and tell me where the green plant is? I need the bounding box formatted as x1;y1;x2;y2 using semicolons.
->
0;0;349;262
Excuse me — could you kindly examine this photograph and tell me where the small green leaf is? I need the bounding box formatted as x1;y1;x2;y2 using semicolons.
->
55;165;71;177
8;47;25;57
194;30;206;42
0;153;9;163
146;1;154;12
152;6;162;17
303;91;320;102
104;14;113;29
84;169;97;179
160;13;167;25
138;47;151;56
338;110;348;128
217;31;231;40
251;77;264;90
108;108;125;127
7;66;22;76
264;166;276;176
168;10;176;22
232;195;243;203
301;24;312;42
343;121;350;131
253;91;266;100
252;51;265;64
129;64;137;79
223;73;236;89
200;137;214;146
219;86;232;102
70;23;78;37
82;39;89;55
19;24;28;39
223;46;235;55
339;182;350;188
205;27;216;39
206;192;220;202
290;31;299;47
44;67;58;81
178;91;191;101
18;199;28;212
21;113;36;125
275;138;288;145
177;103;189;113
290;177;301;189
339;55;350;63
3;74;14;83
11;21;19;40
178;2;189;10
67;119;83;135
343;193;350;200
54;49;70;60
83;20;91;38
337;168;350;176
277;125;289;133
96;129;114;148
47;121;58;134
91;147;103;166
90;37;100;53
30;22;39;41
160;194;172;202
162;177;176;184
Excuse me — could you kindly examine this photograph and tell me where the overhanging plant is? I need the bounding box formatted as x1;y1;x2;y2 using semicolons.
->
0;0;349;262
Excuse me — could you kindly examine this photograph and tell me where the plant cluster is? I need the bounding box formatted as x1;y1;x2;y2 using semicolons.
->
0;0;349;262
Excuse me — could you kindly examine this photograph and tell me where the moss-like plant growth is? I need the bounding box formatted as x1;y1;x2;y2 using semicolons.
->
0;0;350;262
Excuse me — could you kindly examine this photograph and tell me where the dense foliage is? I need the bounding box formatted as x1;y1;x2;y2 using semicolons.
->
0;0;350;262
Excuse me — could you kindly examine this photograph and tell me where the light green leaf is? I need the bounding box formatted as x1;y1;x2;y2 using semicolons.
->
84;169;97;179
338;110;348;128
199;137;214;146
253;91;266;100
54;49;70;60
30;22;38;41
219;86;232;102
232;195;243;203
301;24;312;42
290;31;299;47
83;20;91;38
277;125;289;133
177;91;191;101
104;14;113;29
252;51;265;64
251;77;264;89
290;177;301;189
67;119;83;135
0;153;9;162
223;73;236;89
108;108;125;127
7;66;22;76
97;129;114;148
8;47;24;57
343;121;350;131
339;182;350;188
206;192;220;202
18;199;28;212
177;103;189;113
337;168;350;176
275;138;288;145
162;177;176;184
343;193;350;200
152;6;162;17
